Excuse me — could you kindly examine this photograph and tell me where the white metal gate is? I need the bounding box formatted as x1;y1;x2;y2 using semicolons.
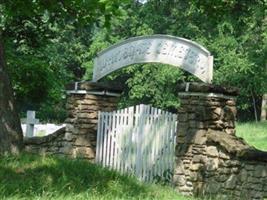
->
96;104;177;182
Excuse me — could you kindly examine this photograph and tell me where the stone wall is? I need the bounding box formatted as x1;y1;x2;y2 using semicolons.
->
24;81;267;199
24;82;122;161
24;127;66;155
173;83;267;200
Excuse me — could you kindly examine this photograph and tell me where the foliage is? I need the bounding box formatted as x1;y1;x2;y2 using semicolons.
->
0;153;197;200
1;0;267;121
83;0;267;119
236;121;267;151
37;100;67;123
0;0;127;122
114;64;185;111
4;21;92;121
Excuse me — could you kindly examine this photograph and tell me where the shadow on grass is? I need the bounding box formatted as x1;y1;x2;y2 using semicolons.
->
0;153;149;199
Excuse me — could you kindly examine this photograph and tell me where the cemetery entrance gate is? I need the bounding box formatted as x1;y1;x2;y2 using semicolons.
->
95;104;177;181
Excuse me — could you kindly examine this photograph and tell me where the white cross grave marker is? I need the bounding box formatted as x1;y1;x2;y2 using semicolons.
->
26;111;39;137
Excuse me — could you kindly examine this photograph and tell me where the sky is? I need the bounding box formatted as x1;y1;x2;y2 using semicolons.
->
138;0;148;4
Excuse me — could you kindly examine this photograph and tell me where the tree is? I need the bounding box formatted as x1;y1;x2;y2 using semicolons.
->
5;19;93;122
84;0;267;120
261;63;267;121
0;0;126;154
0;34;23;154
261;94;267;121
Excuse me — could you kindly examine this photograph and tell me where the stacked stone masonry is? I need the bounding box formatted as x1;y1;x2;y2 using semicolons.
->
174;83;267;200
24;82;121;161
64;93;118;160
24;127;66;155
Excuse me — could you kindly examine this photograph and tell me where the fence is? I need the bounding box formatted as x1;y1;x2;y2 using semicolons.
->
96;104;177;182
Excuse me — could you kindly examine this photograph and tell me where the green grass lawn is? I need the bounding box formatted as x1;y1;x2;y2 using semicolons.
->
0;153;196;200
1;122;266;200
236;121;267;151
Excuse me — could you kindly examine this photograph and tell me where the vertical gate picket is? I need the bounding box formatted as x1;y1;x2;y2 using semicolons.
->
128;106;134;175
106;112;111;167
174;115;177;158
136;104;142;179
121;108;125;172
159;110;164;177
102;113;107;166
165;112;170;176
117;109;122;172
169;114;173;173
126;107;132;173
112;111;117;170
124;107;129;173
96;112;101;163
144;105;150;181
150;106;156;182
154;107;159;180
99;112;104;165
142;105;146;181
110;111;115;168
122;107;128;173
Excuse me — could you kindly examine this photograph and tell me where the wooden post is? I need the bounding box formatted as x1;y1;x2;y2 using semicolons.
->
26;111;39;137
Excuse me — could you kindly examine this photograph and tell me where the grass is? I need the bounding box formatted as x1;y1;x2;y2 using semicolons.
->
0;153;197;200
236;121;267;151
1;122;265;200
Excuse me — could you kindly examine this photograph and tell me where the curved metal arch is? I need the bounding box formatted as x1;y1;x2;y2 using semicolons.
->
93;35;213;83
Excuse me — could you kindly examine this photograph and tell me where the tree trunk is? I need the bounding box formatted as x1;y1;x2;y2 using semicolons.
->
0;35;24;154
261;62;267;121
251;91;258;122
261;94;267;121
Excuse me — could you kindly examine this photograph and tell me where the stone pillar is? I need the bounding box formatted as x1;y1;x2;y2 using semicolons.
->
173;83;267;199
173;82;239;195
63;81;122;161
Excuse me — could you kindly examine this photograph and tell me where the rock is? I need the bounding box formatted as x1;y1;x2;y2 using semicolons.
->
174;165;185;175
190;163;202;171
178;113;188;122
59;143;73;154
219;150;230;159
239;169;248;182
206;146;219;157
73;147;95;159
188;114;196;120
224;175;237;189
78;112;98;119
247;176;260;184
192;155;206;163
64;132;73;141
74;135;93;147
206;158;219;171
254;165;267;178
226;100;236;106
193;130;207;145
173;175;186;185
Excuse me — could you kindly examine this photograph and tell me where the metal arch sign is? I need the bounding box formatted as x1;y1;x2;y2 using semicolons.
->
93;35;213;83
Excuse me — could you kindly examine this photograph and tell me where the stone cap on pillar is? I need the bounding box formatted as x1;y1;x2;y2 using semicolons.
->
177;82;239;98
65;81;124;96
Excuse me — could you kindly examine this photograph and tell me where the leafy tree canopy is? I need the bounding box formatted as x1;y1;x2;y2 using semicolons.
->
83;0;267;120
1;0;266;121
0;0;127;121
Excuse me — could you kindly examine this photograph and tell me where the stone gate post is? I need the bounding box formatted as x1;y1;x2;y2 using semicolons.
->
63;81;122;161
173;83;267;199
